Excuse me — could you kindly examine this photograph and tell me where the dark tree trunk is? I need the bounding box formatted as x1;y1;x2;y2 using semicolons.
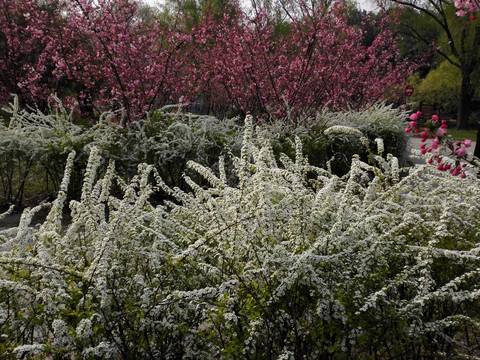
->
457;69;479;159
474;130;480;158
78;97;95;119
456;70;472;130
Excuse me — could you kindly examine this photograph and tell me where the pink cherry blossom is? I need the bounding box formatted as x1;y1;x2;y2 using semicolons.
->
406;111;476;177
455;0;479;17
455;147;467;157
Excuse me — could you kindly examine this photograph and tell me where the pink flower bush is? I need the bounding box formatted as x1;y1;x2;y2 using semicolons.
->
405;113;477;177
0;0;201;121
454;0;479;16
435;127;446;137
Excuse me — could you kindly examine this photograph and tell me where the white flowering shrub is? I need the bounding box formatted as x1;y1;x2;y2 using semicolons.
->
1;98;407;209
0;115;478;359
0;97;241;207
259;103;409;175
320;103;409;174
93;109;242;189
0;96;97;206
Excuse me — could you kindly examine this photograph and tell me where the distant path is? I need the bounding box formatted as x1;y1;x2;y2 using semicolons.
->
0;207;51;232
406;137;476;166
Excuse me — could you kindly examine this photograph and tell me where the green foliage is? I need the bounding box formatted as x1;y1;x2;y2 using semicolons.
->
0;117;478;358
410;60;463;114
160;0;238;29
396;7;442;73
397;1;480;128
444;128;478;143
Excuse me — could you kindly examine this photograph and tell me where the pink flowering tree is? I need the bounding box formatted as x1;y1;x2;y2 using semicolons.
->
50;0;202;121
1;0;416;123
0;0;201;121
405;112;478;176
0;0;63;109
193;2;415;120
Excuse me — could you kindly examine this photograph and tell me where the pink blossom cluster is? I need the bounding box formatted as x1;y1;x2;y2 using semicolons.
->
0;0;417;122
192;6;416;118
454;0;479;18
0;0;205;121
405;113;473;178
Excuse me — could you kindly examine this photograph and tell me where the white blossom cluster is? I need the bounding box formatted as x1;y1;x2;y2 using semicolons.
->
0;96;242;207
0;115;478;358
257;102;409;177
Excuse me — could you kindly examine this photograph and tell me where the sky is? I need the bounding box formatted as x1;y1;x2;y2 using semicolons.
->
140;0;379;13
357;0;379;12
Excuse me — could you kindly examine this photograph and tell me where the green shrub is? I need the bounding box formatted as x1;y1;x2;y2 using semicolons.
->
261;103;409;176
0;97;242;208
0;117;478;359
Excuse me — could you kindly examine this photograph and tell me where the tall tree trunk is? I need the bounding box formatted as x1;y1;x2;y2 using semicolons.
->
474;130;480;158
457;68;479;159
456;70;472;130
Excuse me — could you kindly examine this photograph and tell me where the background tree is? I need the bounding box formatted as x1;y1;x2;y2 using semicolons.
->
396;6;442;76
193;1;415;119
410;59;465;114
52;0;202;121
388;0;480;132
0;0;64;110
0;0;203;121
